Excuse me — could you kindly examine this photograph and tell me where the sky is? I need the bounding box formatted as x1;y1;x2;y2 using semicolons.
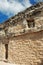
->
0;0;43;23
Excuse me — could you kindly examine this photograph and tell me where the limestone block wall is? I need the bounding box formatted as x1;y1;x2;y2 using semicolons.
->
0;42;5;61
8;31;43;65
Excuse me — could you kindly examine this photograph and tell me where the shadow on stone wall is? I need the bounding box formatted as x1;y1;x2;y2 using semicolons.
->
38;60;43;65
13;31;43;41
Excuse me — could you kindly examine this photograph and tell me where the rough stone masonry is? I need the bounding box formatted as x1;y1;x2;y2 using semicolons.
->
0;2;43;65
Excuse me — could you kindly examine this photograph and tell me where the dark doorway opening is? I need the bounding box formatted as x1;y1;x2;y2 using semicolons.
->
5;44;8;59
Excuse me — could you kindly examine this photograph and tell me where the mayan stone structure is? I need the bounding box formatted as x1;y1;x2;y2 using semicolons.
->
0;2;43;65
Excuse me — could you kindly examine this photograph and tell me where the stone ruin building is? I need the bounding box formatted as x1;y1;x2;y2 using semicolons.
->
0;2;43;65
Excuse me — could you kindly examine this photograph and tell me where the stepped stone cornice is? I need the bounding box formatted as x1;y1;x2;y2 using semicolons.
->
0;2;43;38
